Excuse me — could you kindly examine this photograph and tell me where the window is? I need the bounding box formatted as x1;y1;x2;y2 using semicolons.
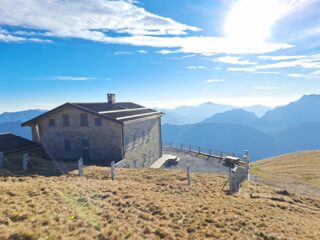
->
49;119;56;127
95;118;102;126
142;131;146;142
80;113;88;127
133;134;136;147
64;139;71;152
81;139;90;148
63;114;70;127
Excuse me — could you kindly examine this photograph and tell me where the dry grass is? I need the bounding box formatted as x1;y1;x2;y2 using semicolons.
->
252;151;320;197
1;165;320;240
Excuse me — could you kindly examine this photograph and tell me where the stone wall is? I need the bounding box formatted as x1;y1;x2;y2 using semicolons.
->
32;106;123;164
122;117;162;168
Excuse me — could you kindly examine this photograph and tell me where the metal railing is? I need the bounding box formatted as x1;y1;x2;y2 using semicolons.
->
162;142;243;159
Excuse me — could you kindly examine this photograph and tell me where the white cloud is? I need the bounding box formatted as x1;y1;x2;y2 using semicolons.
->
0;0;292;55
258;55;306;61
204;79;225;83
157;49;176;55
0;28;51;43
138;50;147;54
256;54;320;70
254;86;281;90
227;67;279;74
187;66;207;69
214;56;256;65
51;76;94;81
114;51;133;56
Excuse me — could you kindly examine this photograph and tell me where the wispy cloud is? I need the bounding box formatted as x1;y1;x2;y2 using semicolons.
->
214;56;256;65
227;67;279;74
0;28;51;43
204;79;225;83
258;55;306;61
114;51;133;56
51;76;94;81
187;66;207;69
137;50;147;54
254;86;281;90
0;1;293;55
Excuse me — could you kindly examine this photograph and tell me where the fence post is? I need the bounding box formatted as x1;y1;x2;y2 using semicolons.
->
187;166;191;186
229;166;238;193
111;161;116;180
198;147;200;154
244;150;250;181
78;158;84;176
23;153;29;172
0;152;3;168
220;151;223;159
209;149;211;156
180;144;183;150
189;145;191;152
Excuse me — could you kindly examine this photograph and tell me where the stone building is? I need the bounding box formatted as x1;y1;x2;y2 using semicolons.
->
22;94;164;167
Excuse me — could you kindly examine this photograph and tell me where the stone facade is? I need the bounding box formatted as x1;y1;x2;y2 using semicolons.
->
27;105;162;167
31;106;123;164
122;117;162;168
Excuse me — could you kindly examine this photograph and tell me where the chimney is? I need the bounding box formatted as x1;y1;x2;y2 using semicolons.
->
107;93;116;104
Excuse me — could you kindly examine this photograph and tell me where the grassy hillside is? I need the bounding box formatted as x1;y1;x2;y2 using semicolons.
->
1;164;320;239
252;151;320;197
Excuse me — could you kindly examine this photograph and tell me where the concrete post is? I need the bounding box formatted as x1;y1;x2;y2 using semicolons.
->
78;158;84;177
111;161;116;180
23;153;29;171
187;166;191;186
244;150;250;181
229;166;239;193
0;152;4;168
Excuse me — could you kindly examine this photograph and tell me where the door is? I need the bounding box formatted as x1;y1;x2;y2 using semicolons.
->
81;139;90;163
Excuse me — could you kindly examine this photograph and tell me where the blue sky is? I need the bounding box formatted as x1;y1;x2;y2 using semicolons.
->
0;0;320;112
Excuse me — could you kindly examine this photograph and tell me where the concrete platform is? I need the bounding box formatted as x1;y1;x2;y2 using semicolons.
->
150;154;177;168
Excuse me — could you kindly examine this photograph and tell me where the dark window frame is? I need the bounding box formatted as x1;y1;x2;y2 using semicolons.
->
49;119;56;127
80;113;88;127
62;114;70;127
95;118;102;126
64;139;71;152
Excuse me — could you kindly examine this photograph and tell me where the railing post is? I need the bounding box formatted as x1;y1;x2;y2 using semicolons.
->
23;153;29;172
78;158;84;176
220;151;223;159
189;145;191;152
170;142;173;149
198;147;200;154
187;166;191;186
111;161;116;180
209;149;211;156
0;152;4;168
180;144;183;150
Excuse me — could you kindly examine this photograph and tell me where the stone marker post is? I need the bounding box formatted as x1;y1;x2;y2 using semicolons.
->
0;152;4;168
23;153;29;171
187;166;191;186
111;161;116;180
78;158;84;177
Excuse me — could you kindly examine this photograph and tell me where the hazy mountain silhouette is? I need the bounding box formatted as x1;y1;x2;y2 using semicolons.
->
203;109;258;126
242;105;272;117
0;121;32;139
0;110;46;124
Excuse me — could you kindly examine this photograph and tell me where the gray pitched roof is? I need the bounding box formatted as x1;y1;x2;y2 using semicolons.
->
0;133;40;154
22;101;163;126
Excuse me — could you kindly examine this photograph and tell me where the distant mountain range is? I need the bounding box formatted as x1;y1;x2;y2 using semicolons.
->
159;103;271;125
163;94;320;161
1;96;320;161
0;110;46;124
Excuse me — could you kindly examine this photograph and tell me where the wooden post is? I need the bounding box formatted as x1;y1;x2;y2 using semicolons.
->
180;144;183;150
187;166;191;186
198;147;200;154
111;161;116;180
189;145;191;152
23;153;29;172
0;152;4;168
78;158;84;177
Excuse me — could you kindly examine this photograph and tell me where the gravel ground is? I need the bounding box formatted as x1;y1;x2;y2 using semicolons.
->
162;149;228;175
